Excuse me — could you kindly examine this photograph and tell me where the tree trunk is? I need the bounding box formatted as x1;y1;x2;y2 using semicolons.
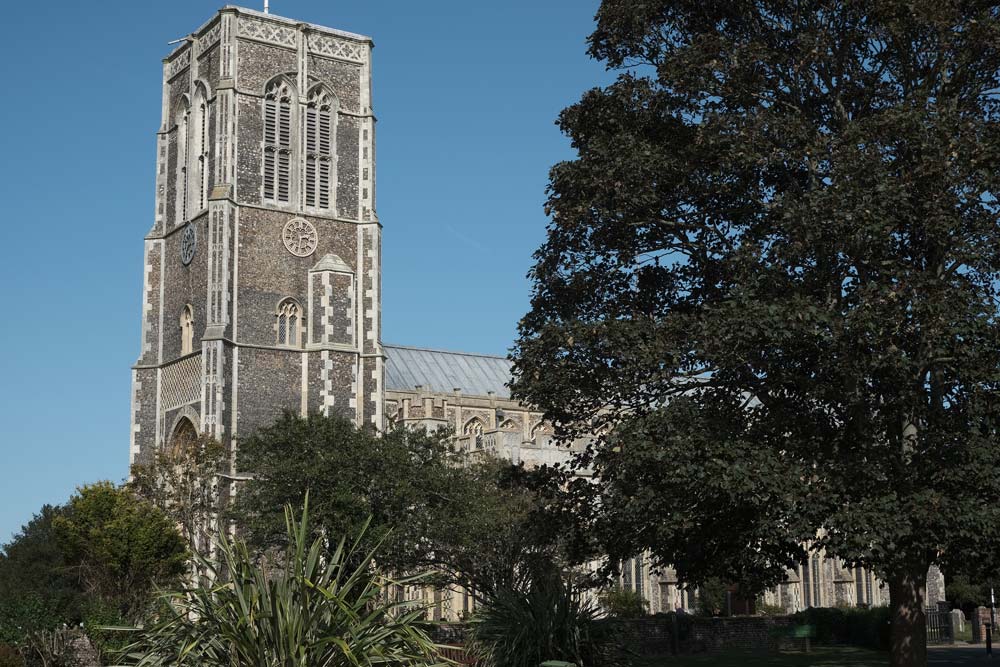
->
889;571;927;667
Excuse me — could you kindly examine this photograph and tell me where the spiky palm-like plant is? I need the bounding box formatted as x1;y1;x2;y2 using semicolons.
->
117;499;447;667
469;570;622;667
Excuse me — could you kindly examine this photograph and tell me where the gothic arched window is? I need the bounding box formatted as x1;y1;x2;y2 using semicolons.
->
276;298;301;347
304;87;335;210
180;305;195;356
263;79;295;203
170;417;198;455
175;97;191;224
530;421;552;443
192;84;210;212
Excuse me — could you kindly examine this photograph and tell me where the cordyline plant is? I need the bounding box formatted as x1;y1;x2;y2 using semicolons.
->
113;498;448;667
511;2;1000;666
469;567;622;667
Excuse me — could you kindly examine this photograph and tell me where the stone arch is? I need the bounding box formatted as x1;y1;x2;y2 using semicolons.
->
167;406;201;453
530;420;552;442
192;77;213;101
463;417;485;436
263;73;297;97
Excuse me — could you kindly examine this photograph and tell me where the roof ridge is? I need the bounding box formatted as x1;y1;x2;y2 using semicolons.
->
383;343;511;362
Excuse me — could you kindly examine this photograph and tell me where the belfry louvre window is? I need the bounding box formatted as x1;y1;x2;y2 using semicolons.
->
196;97;209;211
305;88;334;209
176;100;191;224
263;80;294;203
277;299;301;347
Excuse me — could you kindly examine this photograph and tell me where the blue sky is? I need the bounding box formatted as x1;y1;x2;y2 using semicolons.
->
0;0;609;543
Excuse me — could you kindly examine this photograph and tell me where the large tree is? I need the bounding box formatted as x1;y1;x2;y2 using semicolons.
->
0;506;83;642
130;432;227;558
232;413;559;600
53;483;188;618
511;2;1000;666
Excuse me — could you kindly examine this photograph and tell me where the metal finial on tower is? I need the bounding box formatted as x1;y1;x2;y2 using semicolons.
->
264;0;270;13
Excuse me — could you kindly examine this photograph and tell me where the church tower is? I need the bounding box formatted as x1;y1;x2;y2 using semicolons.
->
130;6;383;464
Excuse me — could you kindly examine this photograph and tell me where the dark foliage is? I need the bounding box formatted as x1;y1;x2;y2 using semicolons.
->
233;413;561;600
469;567;626;667
512;1;1000;665
0;507;82;642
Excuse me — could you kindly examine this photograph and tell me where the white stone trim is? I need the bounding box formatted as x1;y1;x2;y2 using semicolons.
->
129;370;141;466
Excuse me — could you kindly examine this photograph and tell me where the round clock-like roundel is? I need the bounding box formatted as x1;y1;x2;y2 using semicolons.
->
180;225;197;265
282;218;319;257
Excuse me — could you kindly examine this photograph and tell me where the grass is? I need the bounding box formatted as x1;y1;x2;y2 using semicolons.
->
636;646;888;667
954;623;973;643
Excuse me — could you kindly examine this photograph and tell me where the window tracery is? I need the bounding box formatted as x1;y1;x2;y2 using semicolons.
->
463;417;485;436
276;298;302;347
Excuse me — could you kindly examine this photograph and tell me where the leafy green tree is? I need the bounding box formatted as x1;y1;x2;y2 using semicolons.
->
695;579;729;618
233;413;559;601
53;483;188;618
511;2;1000;665
129;432;227;557
599;586;649;618
0;506;83;642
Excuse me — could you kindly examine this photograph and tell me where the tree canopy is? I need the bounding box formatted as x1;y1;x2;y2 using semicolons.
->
130;432;227;558
53;482;188;618
511;2;1000;665
232;413;558;600
0;506;82;643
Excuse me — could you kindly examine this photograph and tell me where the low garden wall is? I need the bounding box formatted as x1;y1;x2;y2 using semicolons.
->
427;615;805;658
427;607;889;659
604;615;802;656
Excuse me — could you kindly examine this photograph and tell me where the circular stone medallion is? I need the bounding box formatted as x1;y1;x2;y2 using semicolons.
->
180;225;197;265
282;218;319;257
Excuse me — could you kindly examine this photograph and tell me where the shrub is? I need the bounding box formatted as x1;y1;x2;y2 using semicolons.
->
470;570;626;667
756;601;787;616
119;498;443;667
20;628;78;667
0;595;60;645
600;586;649;618
695;579;728;616
81;599;129;664
0;644;23;667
